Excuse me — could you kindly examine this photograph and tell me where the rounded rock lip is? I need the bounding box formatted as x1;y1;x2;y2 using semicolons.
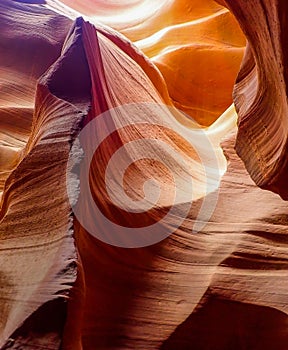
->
66;102;222;248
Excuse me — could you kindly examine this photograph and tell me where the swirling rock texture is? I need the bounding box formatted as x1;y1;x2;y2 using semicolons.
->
217;0;288;200
60;0;246;126
0;1;287;350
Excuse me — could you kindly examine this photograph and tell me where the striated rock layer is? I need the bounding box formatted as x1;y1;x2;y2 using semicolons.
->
0;1;86;348
0;1;287;350
217;0;288;199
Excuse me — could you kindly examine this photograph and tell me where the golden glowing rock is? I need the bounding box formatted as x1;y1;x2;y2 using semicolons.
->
59;0;246;125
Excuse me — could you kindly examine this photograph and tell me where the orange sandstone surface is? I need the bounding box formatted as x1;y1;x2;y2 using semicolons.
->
0;1;287;350
60;0;246;125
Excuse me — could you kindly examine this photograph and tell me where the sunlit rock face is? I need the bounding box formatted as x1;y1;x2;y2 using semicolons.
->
60;0;246;125
0;1;288;350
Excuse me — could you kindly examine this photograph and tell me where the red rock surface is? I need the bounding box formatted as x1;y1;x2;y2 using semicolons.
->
0;1;287;350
